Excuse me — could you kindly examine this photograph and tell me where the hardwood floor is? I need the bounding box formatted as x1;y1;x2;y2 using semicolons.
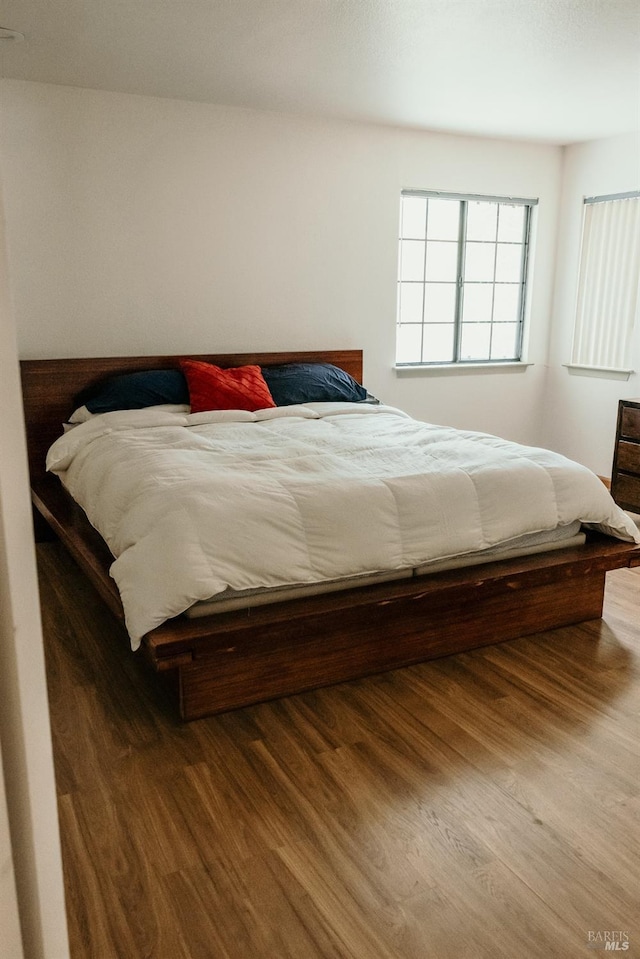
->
37;542;640;959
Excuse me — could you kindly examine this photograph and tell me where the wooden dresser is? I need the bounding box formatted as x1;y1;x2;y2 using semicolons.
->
611;398;640;513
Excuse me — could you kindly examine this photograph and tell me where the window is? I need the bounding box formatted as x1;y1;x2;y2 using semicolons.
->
570;192;640;374
396;191;536;366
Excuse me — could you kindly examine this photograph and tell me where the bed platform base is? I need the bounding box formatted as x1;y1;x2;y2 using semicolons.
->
22;351;640;721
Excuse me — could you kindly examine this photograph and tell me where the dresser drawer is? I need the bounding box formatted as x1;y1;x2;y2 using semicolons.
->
621;406;640;440
612;472;640;509
616;440;640;474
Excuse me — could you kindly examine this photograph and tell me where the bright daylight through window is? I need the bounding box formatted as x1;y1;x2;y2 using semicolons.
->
396;191;536;366
570;192;640;374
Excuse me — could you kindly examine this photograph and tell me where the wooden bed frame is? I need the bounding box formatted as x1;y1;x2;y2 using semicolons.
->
21;350;640;720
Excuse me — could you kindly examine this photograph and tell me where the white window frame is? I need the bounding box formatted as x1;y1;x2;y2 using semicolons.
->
396;190;537;369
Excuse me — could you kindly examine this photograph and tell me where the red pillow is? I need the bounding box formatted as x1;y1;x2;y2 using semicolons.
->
180;360;276;413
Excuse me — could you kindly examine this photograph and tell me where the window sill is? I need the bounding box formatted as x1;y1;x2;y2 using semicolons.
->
563;364;634;381
395;362;533;377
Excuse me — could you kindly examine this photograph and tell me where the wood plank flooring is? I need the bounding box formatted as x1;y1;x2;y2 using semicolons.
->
37;542;640;959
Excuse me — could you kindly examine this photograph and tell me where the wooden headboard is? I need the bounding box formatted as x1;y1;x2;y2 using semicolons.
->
20;350;364;484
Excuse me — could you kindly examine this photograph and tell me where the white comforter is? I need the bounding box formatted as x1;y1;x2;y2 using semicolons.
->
47;403;640;648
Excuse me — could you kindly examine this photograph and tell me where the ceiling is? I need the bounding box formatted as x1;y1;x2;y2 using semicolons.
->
0;0;639;144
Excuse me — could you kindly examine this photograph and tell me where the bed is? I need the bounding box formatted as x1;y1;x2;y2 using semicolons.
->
21;350;640;720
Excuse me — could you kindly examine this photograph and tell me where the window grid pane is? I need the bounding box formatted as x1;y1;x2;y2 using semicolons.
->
397;192;532;366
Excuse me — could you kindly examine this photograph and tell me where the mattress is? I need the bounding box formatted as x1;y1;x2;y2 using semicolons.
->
186;522;585;617
46;402;640;648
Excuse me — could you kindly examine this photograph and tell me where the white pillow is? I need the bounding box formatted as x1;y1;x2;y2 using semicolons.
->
67;403;190;424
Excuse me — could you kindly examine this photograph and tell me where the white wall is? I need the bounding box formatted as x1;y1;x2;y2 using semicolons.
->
544;132;640;475
0;170;69;958
0;79;563;446
0;734;23;959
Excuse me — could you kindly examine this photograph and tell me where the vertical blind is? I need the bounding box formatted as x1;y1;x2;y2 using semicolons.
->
571;194;640;370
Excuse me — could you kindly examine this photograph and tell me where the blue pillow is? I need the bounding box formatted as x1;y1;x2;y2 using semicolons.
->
77;369;190;414
261;363;367;406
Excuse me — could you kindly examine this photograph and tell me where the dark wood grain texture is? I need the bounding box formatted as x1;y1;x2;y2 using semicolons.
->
611;398;640;513
38;542;640;959
21;352;640;720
